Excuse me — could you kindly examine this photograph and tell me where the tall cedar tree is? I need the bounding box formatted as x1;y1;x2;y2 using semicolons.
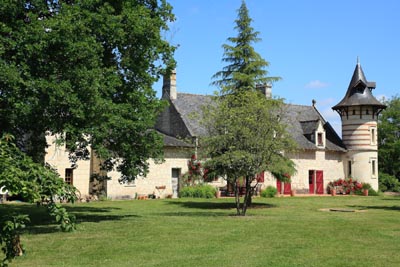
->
205;1;295;216
211;0;280;94
378;96;400;182
0;0;176;182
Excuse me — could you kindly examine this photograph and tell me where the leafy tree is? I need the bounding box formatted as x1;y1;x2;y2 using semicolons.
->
211;0;280;94
0;0;176;182
0;134;77;265
202;92;296;216
204;1;295;216
378;95;400;189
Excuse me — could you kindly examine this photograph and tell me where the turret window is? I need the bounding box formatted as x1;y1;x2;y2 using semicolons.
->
348;161;352;177
370;127;377;145
370;158;377;178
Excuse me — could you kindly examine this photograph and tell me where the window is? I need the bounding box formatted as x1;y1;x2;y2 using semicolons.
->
371;159;376;177
65;168;73;185
317;132;323;146
352;109;356;115
370;127;376;145
348;161;352;177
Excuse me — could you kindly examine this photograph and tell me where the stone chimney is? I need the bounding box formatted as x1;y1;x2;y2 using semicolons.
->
256;83;272;98
162;69;177;100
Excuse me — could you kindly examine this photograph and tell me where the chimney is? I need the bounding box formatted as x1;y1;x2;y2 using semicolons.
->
256;83;272;98
162;69;177;100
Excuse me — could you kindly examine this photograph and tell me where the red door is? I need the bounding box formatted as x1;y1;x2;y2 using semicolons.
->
309;170;315;194
277;180;292;195
283;182;292;194
316;170;324;194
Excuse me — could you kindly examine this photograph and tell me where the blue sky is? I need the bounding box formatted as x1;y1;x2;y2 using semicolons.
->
154;0;399;134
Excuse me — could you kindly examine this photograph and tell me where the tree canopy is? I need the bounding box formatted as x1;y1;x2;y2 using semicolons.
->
205;1;295;216
378;95;400;189
0;0;176;182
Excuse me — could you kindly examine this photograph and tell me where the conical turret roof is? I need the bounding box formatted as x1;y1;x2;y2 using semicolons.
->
332;62;386;111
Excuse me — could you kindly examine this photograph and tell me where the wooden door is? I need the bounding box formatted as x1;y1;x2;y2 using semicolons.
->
316;170;324;194
277;180;292;195
283;182;291;194
276;180;282;194
309;170;315;194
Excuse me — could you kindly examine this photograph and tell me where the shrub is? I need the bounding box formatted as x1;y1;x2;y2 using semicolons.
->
261;186;277;198
367;188;380;196
328;178;363;195
379;173;400;192
179;184;216;198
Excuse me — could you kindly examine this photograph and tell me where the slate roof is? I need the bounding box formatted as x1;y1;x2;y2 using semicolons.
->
283;104;346;152
333;63;386;110
163;93;346;152
171;93;214;137
160;132;193;148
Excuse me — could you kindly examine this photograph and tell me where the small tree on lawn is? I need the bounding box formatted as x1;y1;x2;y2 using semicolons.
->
202;92;296;216
204;0;295;216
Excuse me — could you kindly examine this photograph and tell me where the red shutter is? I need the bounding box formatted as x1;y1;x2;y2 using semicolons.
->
256;172;265;183
316;170;324;194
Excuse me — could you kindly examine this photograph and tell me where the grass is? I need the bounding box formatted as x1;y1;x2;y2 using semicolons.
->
1;196;400;266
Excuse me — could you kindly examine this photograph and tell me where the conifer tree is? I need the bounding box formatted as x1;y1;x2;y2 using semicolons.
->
212;0;280;94
204;1;295;216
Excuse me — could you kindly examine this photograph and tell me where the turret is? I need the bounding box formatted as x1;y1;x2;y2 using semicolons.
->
332;60;386;190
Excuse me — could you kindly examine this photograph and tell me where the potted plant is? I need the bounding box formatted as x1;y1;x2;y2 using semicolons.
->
327;182;336;196
362;183;371;196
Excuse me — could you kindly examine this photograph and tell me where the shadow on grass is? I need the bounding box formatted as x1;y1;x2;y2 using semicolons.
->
347;205;400;211
0;203;139;235
159;201;276;217
166;200;276;210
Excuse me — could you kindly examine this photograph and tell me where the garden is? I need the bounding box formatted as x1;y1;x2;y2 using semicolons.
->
1;195;400;266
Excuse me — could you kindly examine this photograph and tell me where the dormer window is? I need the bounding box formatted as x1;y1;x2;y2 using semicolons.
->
317;132;323;146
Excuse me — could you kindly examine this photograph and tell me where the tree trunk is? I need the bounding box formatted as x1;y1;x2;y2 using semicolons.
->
241;176;252;216
234;181;241;215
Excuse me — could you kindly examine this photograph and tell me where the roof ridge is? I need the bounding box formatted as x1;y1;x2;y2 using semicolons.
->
177;92;212;97
284;103;312;108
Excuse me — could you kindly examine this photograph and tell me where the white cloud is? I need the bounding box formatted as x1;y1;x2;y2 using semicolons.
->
305;80;329;89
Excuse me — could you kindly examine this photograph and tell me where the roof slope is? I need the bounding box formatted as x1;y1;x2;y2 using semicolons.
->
283;104;346;152
333;63;385;110
161;132;193;148
163;93;346;152
171;93;214;137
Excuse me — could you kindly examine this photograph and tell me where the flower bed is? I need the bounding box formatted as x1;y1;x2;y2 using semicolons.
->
328;178;363;195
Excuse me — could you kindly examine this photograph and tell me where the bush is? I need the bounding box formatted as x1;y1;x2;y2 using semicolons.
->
179;184;216;198
379;173;400;192
261;186;277;198
367;188;380;196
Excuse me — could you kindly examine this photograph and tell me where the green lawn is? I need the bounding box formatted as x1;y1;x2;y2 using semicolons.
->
1;196;400;267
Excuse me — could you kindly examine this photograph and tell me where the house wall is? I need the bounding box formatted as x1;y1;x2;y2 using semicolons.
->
262;150;345;193
45;135;91;198
344;150;379;190
106;147;191;199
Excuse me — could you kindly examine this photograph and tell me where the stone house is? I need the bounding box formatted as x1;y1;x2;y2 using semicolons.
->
45;61;385;198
